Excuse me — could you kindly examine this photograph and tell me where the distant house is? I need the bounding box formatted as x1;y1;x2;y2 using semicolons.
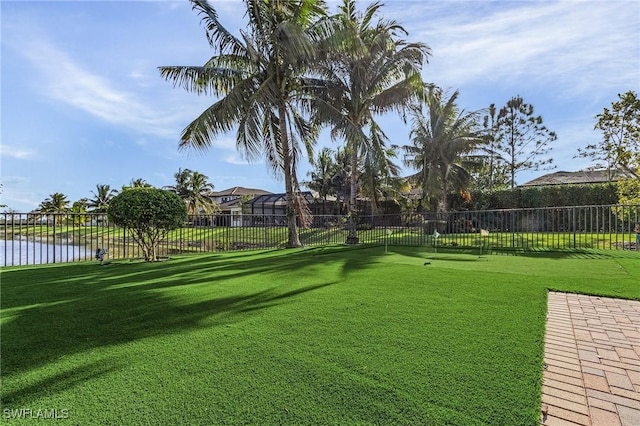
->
207;187;272;227
208;186;272;204
520;169;634;187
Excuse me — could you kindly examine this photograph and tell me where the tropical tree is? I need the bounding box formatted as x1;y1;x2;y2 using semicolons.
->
38;192;71;226
576;90;639;179
38;192;70;214
88;184;118;213
331;147;352;215
164;168;193;199
312;0;430;243
186;171;217;214
494;95;557;188
69;198;90;226
402;88;484;214
123;178;153;190
304;147;337;214
108;188;187;262
159;0;331;247
360;146;402;213
164;168;217;214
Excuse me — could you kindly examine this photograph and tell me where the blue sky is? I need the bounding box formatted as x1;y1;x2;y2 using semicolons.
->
1;0;639;212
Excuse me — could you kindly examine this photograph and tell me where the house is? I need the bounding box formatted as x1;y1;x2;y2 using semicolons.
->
520;169;634;187
208;186;272;204
207;187;272;227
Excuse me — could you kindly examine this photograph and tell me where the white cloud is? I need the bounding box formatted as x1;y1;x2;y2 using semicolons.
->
0;145;37;160
209;136;263;166
395;1;639;98
0;176;41;210
2;27;205;140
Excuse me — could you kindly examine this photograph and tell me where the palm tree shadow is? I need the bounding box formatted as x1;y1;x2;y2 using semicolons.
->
0;252;336;407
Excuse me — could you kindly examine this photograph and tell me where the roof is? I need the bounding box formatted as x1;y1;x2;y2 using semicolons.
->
219;198;243;208
249;191;318;206
520;169;634;187
208;186;272;197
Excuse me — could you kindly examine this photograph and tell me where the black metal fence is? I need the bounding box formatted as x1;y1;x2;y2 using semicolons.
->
1;204;639;266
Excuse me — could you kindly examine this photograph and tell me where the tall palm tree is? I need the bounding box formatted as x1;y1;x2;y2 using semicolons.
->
88;184;118;213
312;0;430;243
159;0;331;247
403;87;484;214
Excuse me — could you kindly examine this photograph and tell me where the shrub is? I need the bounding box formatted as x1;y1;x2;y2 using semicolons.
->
613;178;640;224
450;183;619;210
108;188;187;261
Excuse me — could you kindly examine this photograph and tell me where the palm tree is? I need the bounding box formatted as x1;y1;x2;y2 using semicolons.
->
38;192;70;213
185;171;216;214
88;184;118;213
360;146;402;213
130;178;152;188
164;168;193;199
159;0;331;247
312;0;430;243
330;146;352;215
70;198;90;226
38;192;70;226
402;87;484;214
304;147;336;214
165;168;217;215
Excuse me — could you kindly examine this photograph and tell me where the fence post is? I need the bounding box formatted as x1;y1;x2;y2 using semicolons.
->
571;207;576;249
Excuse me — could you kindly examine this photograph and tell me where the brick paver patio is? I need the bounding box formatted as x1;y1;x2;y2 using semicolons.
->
542;292;640;426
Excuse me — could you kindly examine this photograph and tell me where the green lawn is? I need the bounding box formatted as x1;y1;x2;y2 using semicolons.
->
2;246;639;425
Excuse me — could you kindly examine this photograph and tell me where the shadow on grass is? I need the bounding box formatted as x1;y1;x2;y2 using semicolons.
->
1;360;123;407
0;250;336;406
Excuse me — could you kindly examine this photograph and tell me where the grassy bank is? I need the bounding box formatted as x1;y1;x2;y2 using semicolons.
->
2;246;639;424
2;221;638;263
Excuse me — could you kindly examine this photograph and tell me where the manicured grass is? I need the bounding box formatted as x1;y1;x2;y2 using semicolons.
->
1;247;639;424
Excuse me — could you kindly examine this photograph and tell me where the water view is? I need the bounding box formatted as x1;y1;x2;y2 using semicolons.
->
0;240;90;266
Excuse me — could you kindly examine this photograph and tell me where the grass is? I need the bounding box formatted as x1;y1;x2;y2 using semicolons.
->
1;246;639;424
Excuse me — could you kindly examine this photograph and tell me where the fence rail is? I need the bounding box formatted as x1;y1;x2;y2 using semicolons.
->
1;204;638;266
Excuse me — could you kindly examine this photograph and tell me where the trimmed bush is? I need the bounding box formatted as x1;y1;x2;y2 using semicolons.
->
108;188;187;261
451;183;619;210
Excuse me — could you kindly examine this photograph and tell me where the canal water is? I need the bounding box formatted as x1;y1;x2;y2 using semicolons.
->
0;240;91;266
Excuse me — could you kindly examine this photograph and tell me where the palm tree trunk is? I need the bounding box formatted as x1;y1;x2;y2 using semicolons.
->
438;170;449;233
279;105;302;248
346;146;359;244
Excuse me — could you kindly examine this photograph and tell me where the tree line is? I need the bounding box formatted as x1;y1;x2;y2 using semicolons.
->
3;1;636;248
158;0;638;247
27;169;218;219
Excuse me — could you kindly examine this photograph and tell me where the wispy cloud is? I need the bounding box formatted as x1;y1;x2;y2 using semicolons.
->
213;136;261;166
2;27;202;139
395;1;639;98
0;176;41;210
0;145;37;160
